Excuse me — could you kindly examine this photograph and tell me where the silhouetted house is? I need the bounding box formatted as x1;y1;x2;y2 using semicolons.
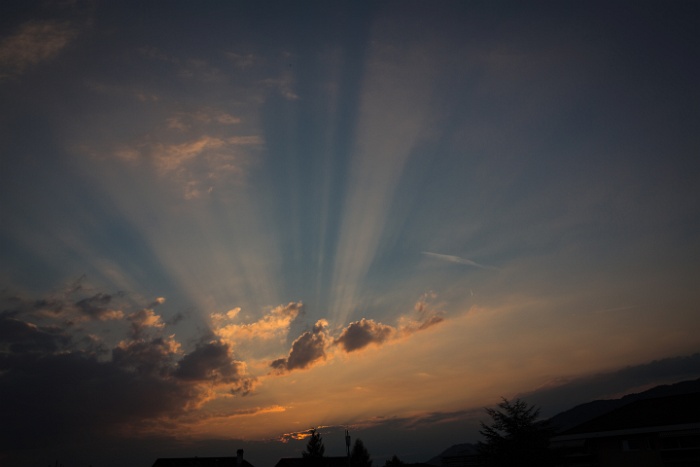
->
551;392;700;466
153;449;254;467
275;457;349;467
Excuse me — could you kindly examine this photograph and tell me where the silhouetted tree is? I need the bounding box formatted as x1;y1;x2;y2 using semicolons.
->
303;428;326;458
350;438;372;467
383;455;404;467
477;398;556;467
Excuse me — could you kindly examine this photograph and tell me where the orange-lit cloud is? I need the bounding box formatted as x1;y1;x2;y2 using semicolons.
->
212;302;303;345
398;291;445;335
127;308;165;331
108;109;263;199
147;135;260;173
277;426;334;443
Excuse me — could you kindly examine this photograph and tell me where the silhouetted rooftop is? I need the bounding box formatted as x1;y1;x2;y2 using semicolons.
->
275;457;350;467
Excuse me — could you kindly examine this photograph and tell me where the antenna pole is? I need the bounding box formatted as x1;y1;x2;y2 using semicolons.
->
345;429;351;467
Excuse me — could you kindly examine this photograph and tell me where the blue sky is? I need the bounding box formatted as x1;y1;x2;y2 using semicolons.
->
1;1;700;466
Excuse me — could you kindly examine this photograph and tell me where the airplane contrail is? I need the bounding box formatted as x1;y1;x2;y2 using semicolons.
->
421;251;500;271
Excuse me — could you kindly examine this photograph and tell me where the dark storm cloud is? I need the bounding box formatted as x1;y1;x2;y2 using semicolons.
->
271;320;329;373
0;315;69;354
174;340;256;395
29;297;65;316
112;336;178;376
0;342;195;451
174;340;231;380
0;287;256;459
335;318;394;352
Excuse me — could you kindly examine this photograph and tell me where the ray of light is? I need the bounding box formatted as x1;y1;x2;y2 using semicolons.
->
329;39;437;325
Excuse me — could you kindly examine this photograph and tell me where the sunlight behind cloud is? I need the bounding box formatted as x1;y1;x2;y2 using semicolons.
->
70;95;284;319
330;39;437;325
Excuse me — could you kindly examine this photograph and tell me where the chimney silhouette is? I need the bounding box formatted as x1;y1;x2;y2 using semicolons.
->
237;449;244;467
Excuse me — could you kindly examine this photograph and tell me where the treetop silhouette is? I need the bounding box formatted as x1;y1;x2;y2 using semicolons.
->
350;438;372;467
303;428;326;458
477;398;556;467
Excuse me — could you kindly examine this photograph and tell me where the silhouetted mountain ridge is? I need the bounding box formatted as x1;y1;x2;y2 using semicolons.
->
548;377;700;432
426;378;700;464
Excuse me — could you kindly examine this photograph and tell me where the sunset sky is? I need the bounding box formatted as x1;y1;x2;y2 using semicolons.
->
2;1;700;466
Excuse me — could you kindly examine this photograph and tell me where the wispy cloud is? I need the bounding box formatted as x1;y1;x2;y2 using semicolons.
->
167;109;242;131
225;52;258;70
263;74;300;101
8;289;125;324
108;108;263;199
0;20;77;80
422;251;500;271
